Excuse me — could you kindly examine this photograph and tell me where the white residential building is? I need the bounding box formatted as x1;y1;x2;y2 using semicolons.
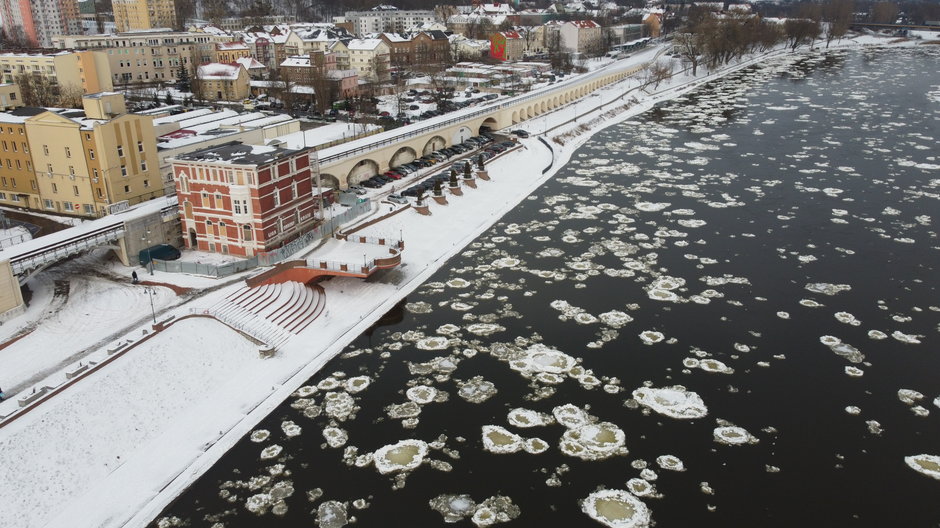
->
346;38;391;83
339;6;436;37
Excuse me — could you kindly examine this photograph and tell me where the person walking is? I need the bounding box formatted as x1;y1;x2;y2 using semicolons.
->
132;271;139;284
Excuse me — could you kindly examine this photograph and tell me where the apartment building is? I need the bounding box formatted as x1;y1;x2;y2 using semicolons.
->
241;27;290;72
283;25;352;57
112;0;177;32
346;39;390;83
24;93;162;217
171;141;319;256
55;31;226;85
196;63;250;101
490;31;526;61
0;50;112;94
339;6;436;37
0;109;41;210
559;20;602;54
216;41;251;64
379;31;450;70
0;0;82;47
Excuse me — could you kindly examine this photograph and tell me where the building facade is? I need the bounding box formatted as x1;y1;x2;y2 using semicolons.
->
0;50;113;94
0;110;40;210
112;0;177;32
340;7;436;37
197;63;250;101
23;93;163;217
54;31;228;85
171;142;319;257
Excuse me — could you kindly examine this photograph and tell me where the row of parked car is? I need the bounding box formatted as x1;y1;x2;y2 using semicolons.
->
397;139;518;199
357;134;498;190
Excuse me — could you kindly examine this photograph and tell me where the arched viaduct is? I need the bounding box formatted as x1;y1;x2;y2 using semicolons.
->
317;61;649;189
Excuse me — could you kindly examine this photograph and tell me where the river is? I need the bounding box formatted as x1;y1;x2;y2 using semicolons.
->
153;45;940;527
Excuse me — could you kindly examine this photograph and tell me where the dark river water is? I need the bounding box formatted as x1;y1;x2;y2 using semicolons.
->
154;46;940;528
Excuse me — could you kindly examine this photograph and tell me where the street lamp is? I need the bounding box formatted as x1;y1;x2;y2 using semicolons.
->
143;286;157;325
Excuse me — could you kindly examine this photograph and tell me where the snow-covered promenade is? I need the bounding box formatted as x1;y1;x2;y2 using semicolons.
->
0;34;930;528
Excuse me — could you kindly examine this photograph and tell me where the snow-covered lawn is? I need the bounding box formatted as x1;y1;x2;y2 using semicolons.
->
0;318;258;528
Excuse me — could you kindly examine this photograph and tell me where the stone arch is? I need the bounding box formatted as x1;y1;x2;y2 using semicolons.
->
319;173;340;189
511;110;519;124
480;117;498;134
347;160;379;185
452;126;473;144
540;101;546;113
423;135;446;155
390;146;417;168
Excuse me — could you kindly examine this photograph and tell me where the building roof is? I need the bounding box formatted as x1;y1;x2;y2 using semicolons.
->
235;57;266;70
172;141;308;166
197;63;244;80
347;38;384;50
280;56;312;68
567;20;601;29
217;41;249;50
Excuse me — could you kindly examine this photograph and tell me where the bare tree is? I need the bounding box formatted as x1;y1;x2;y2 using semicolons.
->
673;32;704;75
57;85;86;108
784;18;821;51
870;1;899;23
174;0;196;30
824;0;854;48
15;73;59;106
191;76;207;104
644;60;674;88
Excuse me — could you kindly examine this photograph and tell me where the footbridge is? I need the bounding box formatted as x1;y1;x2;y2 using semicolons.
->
317;48;660;188
0;197;180;319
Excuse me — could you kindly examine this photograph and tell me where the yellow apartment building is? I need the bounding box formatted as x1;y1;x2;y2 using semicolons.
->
25;93;162;217
196;63;250;102
0;111;40;210
112;0;178;32
0;50;113;94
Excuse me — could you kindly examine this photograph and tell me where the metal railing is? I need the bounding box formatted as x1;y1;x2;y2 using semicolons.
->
10;222;125;274
318;51;658;166
149;199;371;278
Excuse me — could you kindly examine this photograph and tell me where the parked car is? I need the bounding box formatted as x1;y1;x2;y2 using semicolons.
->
512;129;530;138
388;194;409;204
348;185;367;195
139;244;181;265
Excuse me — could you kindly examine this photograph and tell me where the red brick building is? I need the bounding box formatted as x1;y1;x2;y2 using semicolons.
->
171;142;321;257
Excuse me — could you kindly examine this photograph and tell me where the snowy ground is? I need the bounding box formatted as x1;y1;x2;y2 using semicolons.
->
0;33;923;528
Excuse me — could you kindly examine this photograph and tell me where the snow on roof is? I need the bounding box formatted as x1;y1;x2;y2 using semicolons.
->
371;4;399;10
197;63;244;80
235;56;266;70
271;122;381;150
217;41;249;50
280;56;311;68
347;38;384;50
380;32;411;43
327;69;358;80
152;108;214;125
474;3;517;15
173;141;307;166
567;20;601;29
499;31;523;39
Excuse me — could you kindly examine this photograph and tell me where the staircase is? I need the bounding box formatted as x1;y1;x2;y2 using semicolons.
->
208;281;326;347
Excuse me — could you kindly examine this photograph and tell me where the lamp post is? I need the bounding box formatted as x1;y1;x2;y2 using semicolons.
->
143;286;157;325
142;229;153;275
